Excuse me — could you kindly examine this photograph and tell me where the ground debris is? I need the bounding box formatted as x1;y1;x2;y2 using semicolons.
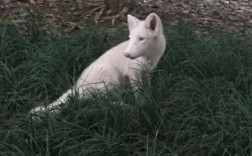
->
0;0;251;35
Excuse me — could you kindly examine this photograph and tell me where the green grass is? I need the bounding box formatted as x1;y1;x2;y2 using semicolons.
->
0;23;252;156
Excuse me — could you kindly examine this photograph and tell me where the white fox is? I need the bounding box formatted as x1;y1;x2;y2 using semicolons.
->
30;13;166;118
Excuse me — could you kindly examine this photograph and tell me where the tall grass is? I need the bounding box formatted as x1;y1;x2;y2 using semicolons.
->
0;23;251;156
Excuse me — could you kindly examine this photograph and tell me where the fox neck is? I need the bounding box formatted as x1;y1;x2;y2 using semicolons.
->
146;34;166;67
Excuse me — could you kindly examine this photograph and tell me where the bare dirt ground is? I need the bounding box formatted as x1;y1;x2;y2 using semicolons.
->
0;0;251;35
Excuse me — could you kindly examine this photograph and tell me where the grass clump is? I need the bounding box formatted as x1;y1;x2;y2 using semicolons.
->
0;23;251;156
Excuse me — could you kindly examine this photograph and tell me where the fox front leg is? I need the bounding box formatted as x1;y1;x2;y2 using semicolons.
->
128;71;143;101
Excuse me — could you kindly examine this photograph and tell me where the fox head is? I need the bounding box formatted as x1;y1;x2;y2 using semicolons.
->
124;13;165;60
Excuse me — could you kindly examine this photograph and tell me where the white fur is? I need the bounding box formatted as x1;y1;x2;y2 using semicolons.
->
30;13;166;119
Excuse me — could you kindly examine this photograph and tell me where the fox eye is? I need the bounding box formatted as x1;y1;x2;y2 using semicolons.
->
139;37;145;41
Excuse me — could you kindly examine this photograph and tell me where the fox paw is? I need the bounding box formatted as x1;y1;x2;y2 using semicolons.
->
29;105;62;121
29;106;48;122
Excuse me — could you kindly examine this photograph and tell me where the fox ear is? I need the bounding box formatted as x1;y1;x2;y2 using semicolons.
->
127;14;140;31
145;13;160;32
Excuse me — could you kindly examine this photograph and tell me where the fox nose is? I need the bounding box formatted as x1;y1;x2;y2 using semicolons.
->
124;52;130;58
